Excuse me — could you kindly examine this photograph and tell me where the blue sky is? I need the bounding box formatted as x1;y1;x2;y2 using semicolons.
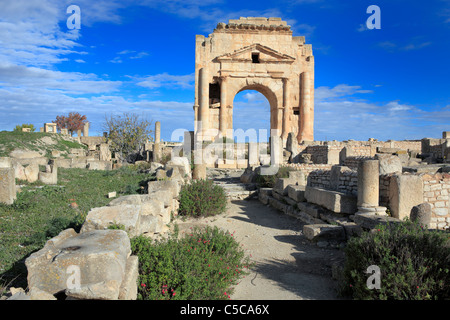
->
0;0;449;142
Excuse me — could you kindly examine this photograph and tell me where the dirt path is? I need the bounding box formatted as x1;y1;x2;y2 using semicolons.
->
176;198;345;300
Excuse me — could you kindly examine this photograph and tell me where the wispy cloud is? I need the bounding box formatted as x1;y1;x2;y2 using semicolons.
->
135;73;195;89
378;39;432;52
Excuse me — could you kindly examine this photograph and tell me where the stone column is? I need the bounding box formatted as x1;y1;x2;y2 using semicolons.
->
248;142;258;167
199;68;210;138
219;76;227;136
298;71;314;143
357;159;386;214
282;78;291;140
155;121;161;144
357;160;379;208
83;122;90;137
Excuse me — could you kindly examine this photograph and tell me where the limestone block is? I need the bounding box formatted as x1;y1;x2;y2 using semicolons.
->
38;165;57;185
99;143;111;161
352;213;401;230
81;205;142;237
54;158;72;169
166;156;191;178
375;154;402;175
389;174;424;220
147;189;175;209
303;224;345;242
147;180;180;198
24;163;39;183
13;161;27;181
305;186;357;214
87;160;112;171
0;167;16;205
0;157;12;168
273;177;297;196
118;255;138;300
287;185;306;202
108;195;144;206
25;229;131;300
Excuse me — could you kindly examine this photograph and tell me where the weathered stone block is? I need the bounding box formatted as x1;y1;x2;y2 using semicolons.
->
26;229;131;300
375;154;402;175
81;205;142;237
287;184;306;202
303;224;345;242
24;163;39;183
352;213;401;230
305;186;357;214
0;167;16;205
389;174;423;220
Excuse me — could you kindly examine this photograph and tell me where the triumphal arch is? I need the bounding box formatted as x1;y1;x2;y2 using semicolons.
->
193;17;315;143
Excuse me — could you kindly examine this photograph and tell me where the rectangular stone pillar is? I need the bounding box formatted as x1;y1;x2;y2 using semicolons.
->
219;77;227;135
282;78;291;140
199;68;210;137
0;167;16;205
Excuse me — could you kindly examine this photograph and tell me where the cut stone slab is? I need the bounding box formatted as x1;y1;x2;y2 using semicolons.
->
305;186;357;214
25;228;131;300
303;224;345;242
147;180;180;198
81;205;142;237
352;213;401;230
273;177;297;196
287;185;306;202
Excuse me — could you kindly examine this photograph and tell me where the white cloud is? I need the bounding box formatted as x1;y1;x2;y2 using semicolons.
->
136;73;195;89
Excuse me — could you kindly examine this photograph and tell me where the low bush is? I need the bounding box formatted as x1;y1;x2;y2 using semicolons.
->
131;225;251;300
178;179;227;218
339;219;450;300
254;165;295;188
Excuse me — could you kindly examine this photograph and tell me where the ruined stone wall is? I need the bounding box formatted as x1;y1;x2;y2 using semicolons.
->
422;173;450;229
379;174;393;208
343;156;374;170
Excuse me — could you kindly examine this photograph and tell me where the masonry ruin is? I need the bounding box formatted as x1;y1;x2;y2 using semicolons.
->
194;17;314;143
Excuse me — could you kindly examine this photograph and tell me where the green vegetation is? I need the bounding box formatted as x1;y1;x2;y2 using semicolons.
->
131;225;251;300
13;124;36;132
254;165;296;188
0;131;86;158
339;219;450;300
0;166;156;289
178;179;228;218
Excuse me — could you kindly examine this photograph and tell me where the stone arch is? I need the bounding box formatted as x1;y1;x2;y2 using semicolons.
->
227;78;283;136
193;17;315;143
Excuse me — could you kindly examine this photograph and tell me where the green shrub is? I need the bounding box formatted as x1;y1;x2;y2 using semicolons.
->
255;166;296;188
131;225;251;300
178;179;227;218
339;220;450;300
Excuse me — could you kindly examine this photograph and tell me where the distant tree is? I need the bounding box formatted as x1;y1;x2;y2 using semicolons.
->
54;112;87;136
103;112;153;163
13;124;36;132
